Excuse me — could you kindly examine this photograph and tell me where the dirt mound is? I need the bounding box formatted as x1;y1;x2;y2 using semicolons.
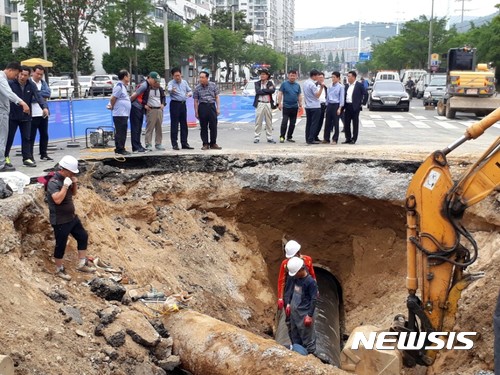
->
0;157;498;375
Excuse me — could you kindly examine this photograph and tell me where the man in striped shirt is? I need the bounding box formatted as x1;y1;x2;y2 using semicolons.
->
193;71;221;150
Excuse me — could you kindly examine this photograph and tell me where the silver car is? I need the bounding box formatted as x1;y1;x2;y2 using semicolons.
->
423;74;447;106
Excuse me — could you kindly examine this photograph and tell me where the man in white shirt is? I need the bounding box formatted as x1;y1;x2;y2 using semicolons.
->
302;69;325;144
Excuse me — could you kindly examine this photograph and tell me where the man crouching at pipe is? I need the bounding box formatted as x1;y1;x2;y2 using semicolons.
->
284;256;318;355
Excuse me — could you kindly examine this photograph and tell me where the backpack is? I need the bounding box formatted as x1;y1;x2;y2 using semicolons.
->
37;172;56;191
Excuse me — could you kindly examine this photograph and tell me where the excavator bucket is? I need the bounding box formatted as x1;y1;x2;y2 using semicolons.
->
340;325;402;375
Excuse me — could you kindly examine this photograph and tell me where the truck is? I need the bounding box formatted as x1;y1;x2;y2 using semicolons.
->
341;107;500;374
436;46;500;119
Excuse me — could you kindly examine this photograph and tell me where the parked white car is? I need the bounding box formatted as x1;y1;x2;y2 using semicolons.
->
50;79;78;99
77;76;93;97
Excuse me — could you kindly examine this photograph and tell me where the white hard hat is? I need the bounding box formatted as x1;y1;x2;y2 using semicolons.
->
285;240;301;258
288;257;304;277
59;155;79;173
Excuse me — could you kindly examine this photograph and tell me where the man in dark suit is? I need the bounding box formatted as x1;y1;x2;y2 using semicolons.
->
342;70;367;144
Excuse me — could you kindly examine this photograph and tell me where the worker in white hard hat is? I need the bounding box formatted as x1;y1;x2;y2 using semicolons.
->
284;256;318;355
277;239;316;310
46;155;96;280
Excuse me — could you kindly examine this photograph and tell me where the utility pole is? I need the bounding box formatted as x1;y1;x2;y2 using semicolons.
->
231;2;236;82
162;3;170;82
357;20;362;61
40;0;47;60
427;0;434;71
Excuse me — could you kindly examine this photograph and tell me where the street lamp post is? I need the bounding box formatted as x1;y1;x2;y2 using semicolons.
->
427;0;434;71
231;2;236;82
40;0;47;60
162;3;170;82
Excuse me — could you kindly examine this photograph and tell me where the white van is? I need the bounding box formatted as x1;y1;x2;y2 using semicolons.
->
401;69;427;85
375;71;400;81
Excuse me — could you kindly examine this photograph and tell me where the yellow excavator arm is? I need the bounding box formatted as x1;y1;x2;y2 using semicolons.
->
340;108;500;374
401;107;500;367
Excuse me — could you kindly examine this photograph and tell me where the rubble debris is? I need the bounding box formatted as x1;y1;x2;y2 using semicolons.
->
157;355;181;371
91;164;122;180
212;225;226;237
120;310;161;347
0;355;14;375
42;288;68;303
154;337;173;360
59;306;83;324
89;277;126;301
0;179;13;199
97;306;120;325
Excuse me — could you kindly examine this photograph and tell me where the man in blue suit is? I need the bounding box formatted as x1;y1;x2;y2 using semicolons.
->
342;70;367;144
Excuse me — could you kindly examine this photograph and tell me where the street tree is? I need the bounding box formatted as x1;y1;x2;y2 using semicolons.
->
99;0;155;83
19;0;107;97
0;26;14;68
191;24;214;77
460;6;500;82
210;10;253;36
368;16;458;70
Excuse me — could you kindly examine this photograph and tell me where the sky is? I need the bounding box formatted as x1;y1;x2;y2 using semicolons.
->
294;0;500;30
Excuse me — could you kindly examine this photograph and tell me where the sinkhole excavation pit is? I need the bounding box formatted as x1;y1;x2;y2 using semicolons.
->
1;153;498;375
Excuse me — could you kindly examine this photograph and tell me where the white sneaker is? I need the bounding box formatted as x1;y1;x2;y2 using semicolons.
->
55;268;72;281
77;264;96;273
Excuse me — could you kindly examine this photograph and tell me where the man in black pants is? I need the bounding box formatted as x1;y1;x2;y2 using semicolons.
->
6;65;48;168
167;67;193;150
277;69;302;143
109;70;131;155
343;70;367;144
193;71;221;150
29;64;52;161
47;155;96;280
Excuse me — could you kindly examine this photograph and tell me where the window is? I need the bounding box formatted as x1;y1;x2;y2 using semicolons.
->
12;32;19;43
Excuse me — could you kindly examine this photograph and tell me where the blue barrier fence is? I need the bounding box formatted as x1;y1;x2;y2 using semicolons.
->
13;95;256;147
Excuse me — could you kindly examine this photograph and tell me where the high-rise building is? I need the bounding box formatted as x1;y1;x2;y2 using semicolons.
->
215;0;294;51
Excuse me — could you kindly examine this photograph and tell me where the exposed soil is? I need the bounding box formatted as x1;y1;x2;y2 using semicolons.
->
0;154;498;375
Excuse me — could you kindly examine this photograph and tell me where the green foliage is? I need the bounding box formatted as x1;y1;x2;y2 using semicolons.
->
368;16;459;70
210;10;253;36
0;26;14;68
18;0;105;96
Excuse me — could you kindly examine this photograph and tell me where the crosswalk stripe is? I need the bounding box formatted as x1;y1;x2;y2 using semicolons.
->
386;120;403;128
392;115;404;119
361;120;376;127
410;121;431;129
369;114;382;119
409;114;427;120
434;121;458;129
457;122;472;127
296;118;304;126
434;115;447;121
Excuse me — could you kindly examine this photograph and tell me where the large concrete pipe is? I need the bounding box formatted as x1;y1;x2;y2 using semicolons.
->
164;310;350;375
275;267;342;366
0;355;14;375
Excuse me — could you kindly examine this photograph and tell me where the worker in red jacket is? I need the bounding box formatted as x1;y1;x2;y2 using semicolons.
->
277;240;316;310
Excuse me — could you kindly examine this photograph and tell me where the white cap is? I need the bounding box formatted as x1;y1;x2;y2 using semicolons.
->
287;257;304;277
59;155;79;173
285;240;301;258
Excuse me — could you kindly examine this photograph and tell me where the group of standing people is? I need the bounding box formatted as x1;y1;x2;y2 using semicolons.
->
255;68;368;146
0;62;52;172
109;68;222;154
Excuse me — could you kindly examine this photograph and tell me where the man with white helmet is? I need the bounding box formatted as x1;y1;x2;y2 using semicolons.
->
284;256;318;355
46;155;95;280
277;240;316;310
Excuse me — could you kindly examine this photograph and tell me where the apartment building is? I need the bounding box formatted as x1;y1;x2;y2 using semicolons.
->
215;0;294;52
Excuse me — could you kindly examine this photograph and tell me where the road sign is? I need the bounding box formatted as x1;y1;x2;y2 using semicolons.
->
359;52;372;61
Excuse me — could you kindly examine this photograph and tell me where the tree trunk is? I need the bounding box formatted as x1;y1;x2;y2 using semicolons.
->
72;39;80;99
